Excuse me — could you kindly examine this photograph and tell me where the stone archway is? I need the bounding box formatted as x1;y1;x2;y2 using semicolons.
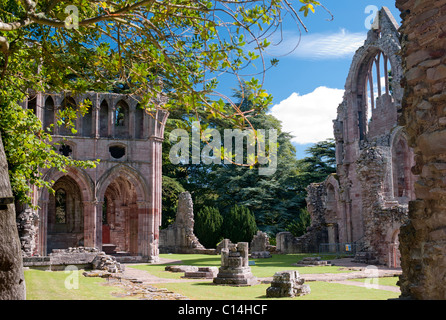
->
102;176;139;255
97;165;156;258
39;167;95;255
47;175;84;253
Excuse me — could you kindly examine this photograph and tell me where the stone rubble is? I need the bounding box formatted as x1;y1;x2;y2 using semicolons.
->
266;270;311;298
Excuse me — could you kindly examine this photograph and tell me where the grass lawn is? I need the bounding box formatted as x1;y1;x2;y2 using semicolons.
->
131;253;399;300
24;253;400;300
24;269;134;300
149;280;399;300
348;276;399;287
130;253;356;279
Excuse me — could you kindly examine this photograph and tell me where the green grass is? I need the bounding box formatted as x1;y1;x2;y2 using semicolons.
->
24;253;400;300
24;269;133;300
130;253;355;279
348;276;399;287
131;253;399;300
149;281;399;300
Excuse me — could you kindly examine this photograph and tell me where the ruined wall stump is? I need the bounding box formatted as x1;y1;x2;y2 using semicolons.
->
266;270;310;298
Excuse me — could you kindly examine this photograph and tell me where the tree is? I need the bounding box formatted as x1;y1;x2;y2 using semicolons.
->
161;175;185;228
194;206;223;248
296;138;336;186
285;208;311;237
222;204;257;243
0;132;25;300
0;0;328;299
0;0;329;204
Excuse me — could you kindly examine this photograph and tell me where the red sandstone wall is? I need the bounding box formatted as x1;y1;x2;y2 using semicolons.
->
396;0;446;299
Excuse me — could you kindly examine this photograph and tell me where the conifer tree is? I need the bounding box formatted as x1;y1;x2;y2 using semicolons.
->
194;206;223;248
222;204;257;243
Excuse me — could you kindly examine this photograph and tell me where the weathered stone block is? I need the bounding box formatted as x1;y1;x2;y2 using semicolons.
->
266;270;310;298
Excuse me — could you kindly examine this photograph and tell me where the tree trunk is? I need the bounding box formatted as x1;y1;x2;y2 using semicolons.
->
0;132;25;300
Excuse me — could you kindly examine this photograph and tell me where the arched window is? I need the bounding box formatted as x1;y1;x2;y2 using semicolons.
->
365;51;392;120
59;97;77;136
358;51;393;140
114;100;129;138
44;96;55;132
55;188;67;224
135;104;144;139
82;98;93;137
99;100;109;137
115;104;126;127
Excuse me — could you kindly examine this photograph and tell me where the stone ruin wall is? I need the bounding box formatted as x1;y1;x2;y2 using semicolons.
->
299;8;416;267
159;192;215;254
17;91;168;263
395;0;446;299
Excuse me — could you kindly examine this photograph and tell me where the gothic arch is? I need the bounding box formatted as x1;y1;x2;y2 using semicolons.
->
43;95;55;132
59;96;77;136
114;99;130;138
96;164;149;203
342;8;403;142
41;167;95;203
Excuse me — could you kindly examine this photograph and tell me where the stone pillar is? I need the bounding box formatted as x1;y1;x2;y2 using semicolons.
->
83;200;99;249
93;94;100;138
129;106;135;139
145;109;168;262
109;105;114;138
396;0;446;299
38;199;48;256
53;104;60;135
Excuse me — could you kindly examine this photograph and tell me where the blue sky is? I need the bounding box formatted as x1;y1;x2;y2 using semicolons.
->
218;1;401;159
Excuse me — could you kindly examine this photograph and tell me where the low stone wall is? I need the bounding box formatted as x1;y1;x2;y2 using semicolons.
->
23;247;122;273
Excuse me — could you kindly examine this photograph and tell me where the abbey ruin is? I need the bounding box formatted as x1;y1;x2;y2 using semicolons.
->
17;92;168;263
287;8;417;268
8;1;446;301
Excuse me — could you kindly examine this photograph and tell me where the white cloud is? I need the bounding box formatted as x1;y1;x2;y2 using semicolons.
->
268;87;344;144
268;29;366;60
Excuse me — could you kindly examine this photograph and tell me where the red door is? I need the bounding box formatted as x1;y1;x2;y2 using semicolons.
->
102;224;111;244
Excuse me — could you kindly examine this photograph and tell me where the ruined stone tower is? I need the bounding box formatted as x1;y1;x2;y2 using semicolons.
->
18;91;168;262
302;8;417;267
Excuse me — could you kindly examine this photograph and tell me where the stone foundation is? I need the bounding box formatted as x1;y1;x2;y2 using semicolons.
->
293;257;331;267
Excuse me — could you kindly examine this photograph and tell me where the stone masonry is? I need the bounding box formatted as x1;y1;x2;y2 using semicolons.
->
395;0;446;300
159;191;214;254
250;231;272;258
19;91;168;263
213;240;257;286
266;270;311;298
298;8;416;267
